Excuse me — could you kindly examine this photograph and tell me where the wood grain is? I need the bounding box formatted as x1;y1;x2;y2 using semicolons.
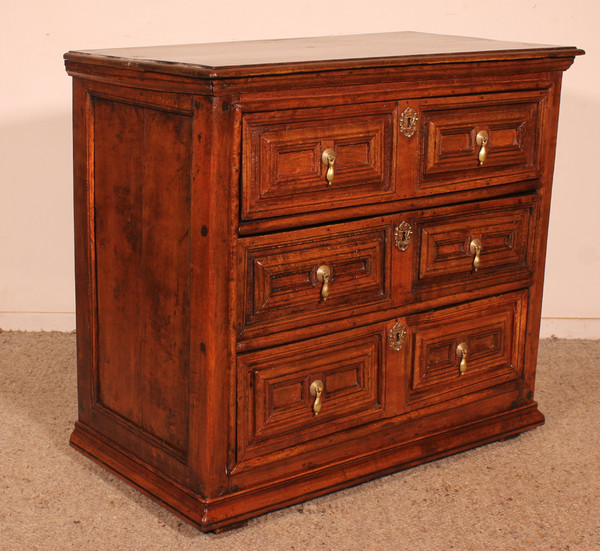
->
93;96;192;456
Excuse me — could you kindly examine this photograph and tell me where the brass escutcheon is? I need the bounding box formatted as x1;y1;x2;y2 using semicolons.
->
400;107;419;138
388;321;407;351
394;221;413;251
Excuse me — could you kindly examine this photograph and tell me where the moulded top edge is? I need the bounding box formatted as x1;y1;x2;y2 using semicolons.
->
64;31;584;79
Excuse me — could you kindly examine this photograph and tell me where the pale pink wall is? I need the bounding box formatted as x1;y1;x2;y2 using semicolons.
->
0;0;596;335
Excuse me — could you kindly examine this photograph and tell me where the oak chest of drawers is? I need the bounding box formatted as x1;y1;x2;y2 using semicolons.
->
65;32;583;531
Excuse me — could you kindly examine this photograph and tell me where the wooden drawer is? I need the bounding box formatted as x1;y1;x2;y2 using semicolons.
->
238;195;538;342
415;90;546;194
403;290;528;409
236;322;399;464
408;194;539;300
238;219;408;340
241;102;398;220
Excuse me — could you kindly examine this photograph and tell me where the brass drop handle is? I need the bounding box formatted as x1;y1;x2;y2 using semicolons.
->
470;238;482;272
310;380;324;415
476;130;489;165
321;148;336;185
316;265;331;301
456;342;468;375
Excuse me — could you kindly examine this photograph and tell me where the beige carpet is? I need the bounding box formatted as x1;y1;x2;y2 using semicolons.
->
0;331;598;550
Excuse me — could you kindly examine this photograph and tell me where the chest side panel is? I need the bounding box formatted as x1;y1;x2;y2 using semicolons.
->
90;90;193;463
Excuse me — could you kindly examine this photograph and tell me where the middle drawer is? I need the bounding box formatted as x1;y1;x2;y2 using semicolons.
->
237;194;539;344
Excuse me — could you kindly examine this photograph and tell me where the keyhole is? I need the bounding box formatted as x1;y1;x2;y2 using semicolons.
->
406;116;413;126
395;332;401;343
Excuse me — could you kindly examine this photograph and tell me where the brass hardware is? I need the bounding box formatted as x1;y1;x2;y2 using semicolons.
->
388;321;407;351
316;265;331;301
469;238;482;272
309;380;324;415
400;107;418;138
394;221;413;251
321;148;336;185
476;130;489;165
456;342;468;375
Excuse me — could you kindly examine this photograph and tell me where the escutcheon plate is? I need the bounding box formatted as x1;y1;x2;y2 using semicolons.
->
388;321;407;351
394;221;413;251
400;107;418;138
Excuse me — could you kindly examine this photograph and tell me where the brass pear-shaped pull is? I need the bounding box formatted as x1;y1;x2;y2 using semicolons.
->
470;238;482;272
316;265;331;301
310;380;324;415
321;148;336;185
456;342;468;375
476;130;489;165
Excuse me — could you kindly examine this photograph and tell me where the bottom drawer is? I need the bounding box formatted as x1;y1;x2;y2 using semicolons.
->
404;290;528;409
236;322;401;465
235;290;529;470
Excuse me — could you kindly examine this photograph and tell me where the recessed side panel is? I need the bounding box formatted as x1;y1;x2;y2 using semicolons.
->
92;96;192;457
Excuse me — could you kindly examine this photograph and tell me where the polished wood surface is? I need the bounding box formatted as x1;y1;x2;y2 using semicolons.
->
65;31;583;77
66;32;582;531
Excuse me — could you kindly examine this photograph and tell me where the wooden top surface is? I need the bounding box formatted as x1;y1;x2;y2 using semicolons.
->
64;31;583;78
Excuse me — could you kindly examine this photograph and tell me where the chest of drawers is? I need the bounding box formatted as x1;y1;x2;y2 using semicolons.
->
65;32;583;531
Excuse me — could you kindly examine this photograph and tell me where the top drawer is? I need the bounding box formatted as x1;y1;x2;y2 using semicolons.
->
240;89;549;222
241;102;398;220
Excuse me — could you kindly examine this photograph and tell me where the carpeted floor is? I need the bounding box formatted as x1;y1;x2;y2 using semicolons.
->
0;332;598;550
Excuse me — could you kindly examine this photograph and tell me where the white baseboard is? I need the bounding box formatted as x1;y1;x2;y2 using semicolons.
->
1;312;599;339
539;318;600;339
0;312;76;332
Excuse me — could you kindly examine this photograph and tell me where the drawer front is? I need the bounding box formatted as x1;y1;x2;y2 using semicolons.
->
238;196;537;341
410;195;539;299
241;102;397;220
417;91;545;193
404;291;528;409
238;220;405;340
236;322;395;464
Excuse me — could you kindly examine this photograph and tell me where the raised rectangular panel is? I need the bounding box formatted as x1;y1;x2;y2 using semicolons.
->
242;102;398;219
412;195;539;297
239;220;392;338
418;91;546;193
237;323;389;463
405;291;528;408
